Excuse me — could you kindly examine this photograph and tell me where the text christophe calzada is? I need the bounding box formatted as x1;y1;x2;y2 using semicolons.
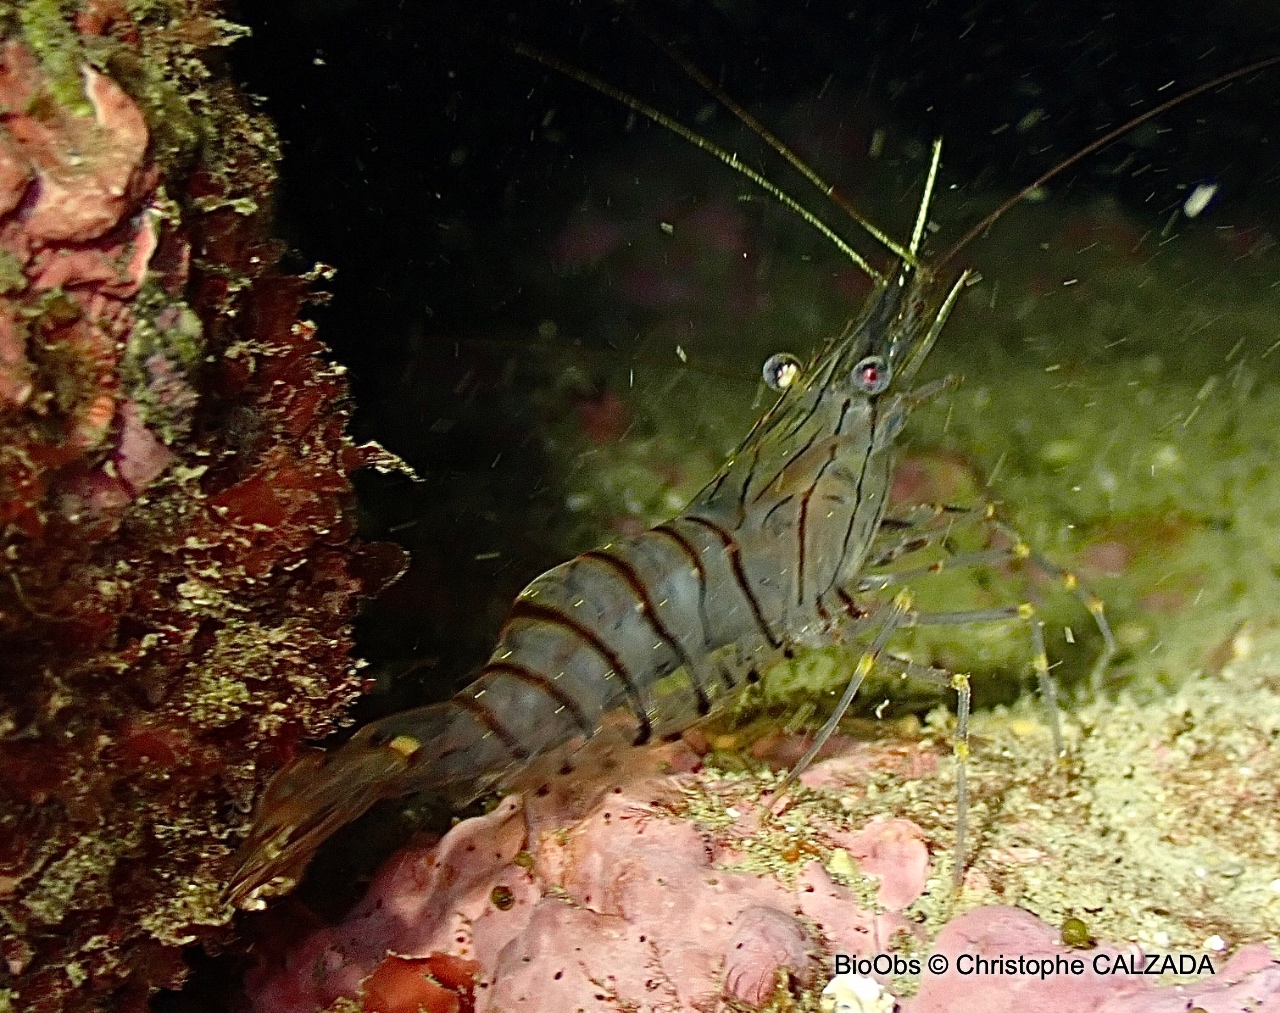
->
834;951;1218;979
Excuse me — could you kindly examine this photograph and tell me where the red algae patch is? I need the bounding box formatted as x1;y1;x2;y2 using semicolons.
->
361;954;480;1013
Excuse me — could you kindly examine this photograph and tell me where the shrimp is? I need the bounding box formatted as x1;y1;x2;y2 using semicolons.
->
225;45;1280;908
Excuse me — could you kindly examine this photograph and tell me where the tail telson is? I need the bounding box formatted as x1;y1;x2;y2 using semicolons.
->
225;698;512;906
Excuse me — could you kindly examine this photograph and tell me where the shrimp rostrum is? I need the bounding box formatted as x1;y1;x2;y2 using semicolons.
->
227;59;1119;908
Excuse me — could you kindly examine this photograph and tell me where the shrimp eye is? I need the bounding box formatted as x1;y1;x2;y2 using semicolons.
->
853;355;889;394
762;352;802;392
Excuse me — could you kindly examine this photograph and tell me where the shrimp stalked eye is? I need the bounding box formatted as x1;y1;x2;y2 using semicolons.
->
853;355;889;394
762;352;802;391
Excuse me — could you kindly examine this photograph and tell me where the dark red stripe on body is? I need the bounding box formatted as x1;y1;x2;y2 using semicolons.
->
823;404;880;599
580;549;712;715
480;660;593;736
797;443;840;606
503;599;653;744
753;430;817;505
650;523;734;691
760;494;795;530
452;693;528;758
682;515;782;650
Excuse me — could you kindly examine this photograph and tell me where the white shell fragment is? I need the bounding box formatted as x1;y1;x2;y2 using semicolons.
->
820;972;895;1013
1183;182;1218;218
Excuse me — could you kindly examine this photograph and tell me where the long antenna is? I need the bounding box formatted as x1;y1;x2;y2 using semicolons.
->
910;138;943;259
637;26;917;267
940;53;1280;266
505;39;886;283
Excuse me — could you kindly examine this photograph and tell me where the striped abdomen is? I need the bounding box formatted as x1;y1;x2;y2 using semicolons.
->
364;382;897;803
460;517;778;749
228;280;915;905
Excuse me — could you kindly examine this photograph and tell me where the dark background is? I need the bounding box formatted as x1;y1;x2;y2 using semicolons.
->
227;0;1280;372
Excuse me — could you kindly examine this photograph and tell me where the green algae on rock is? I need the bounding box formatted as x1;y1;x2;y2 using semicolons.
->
0;3;405;1010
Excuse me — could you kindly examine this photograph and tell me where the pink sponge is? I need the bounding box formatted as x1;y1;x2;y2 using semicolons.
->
904;906;1280;1013
246;739;928;1012
246;736;1280;1013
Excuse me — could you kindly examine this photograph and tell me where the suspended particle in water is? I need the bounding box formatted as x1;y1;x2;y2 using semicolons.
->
1183;182;1218;218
